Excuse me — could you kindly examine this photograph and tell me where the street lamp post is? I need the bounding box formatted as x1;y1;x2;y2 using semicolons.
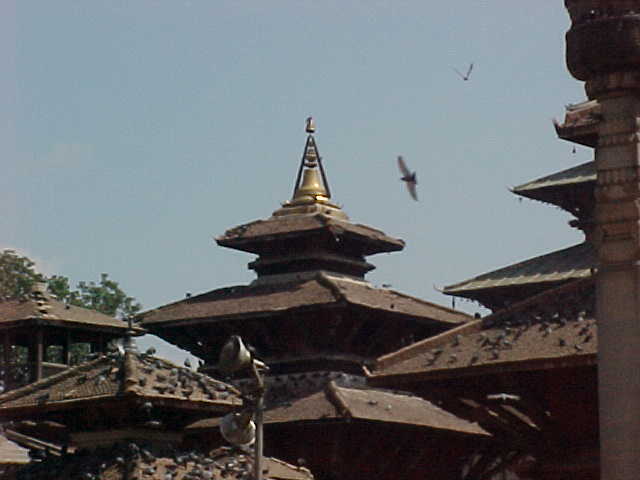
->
217;336;267;480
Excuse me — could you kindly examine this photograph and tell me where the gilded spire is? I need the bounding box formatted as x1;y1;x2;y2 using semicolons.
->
273;118;347;219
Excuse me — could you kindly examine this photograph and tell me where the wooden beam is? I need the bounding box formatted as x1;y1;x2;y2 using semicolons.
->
34;328;43;381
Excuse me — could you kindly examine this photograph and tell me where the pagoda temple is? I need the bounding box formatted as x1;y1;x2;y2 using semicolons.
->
443;136;596;311
368;102;603;480
372;3;640;480
140;121;490;480
140;120;470;373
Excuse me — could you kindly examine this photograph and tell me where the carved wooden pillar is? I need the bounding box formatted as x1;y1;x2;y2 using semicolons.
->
32;328;44;381
563;2;640;478
594;94;640;480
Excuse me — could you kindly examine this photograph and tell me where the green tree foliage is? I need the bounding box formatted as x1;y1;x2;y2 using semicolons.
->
0;249;141;318
0;250;44;300
70;273;141;318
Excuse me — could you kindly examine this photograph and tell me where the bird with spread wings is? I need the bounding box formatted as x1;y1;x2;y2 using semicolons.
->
453;62;474;81
397;155;418;201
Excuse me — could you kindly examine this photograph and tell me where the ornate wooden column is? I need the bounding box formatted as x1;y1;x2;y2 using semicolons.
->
564;2;640;478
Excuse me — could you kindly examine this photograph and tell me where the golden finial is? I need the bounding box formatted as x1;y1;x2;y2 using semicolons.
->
305;116;316;133
271;118;347;220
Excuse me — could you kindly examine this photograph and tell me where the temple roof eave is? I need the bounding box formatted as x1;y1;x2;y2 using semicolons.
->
216;214;405;257
553;99;601;147
512;160;595;209
371;278;596;382
0;294;135;332
139;274;471;329
185;382;490;437
0;316;145;335
370;351;597;386
0;351;242;417
443;242;595;299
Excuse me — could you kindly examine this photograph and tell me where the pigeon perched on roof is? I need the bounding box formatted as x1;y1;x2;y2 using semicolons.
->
397;156;418;201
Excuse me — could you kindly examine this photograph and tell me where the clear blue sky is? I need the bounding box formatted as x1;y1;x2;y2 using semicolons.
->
4;1;587;363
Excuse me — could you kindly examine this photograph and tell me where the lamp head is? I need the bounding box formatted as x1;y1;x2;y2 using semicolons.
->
220;410;256;447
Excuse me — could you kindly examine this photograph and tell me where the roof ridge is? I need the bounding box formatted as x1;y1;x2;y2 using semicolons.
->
324;380;351;417
0;355;109;404
335;383;422;400
372;321;482;372
123;351;138;394
375;286;474;318
314;272;346;301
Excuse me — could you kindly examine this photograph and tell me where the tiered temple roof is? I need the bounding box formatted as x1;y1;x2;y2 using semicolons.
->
373;278;595;381
140;121;470;374
512;160;595;220
139;120;485;480
444;145;597;310
444;98;601;312
443;243;594;310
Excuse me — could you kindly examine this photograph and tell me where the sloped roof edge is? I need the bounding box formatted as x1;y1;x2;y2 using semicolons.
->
372;278;595;378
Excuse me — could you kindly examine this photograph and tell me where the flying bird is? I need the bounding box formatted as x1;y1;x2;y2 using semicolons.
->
453;62;474;81
397;155;418;201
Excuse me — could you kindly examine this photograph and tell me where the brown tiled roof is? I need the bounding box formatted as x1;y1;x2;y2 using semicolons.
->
216;213;404;256
141;273;469;327
0;288;138;333
0;432;30;465
513;161;595;198
444;243;594;296
0;350;241;414
14;444;313;480
554;99;601;147
187;382;488;437
372;279;596;380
